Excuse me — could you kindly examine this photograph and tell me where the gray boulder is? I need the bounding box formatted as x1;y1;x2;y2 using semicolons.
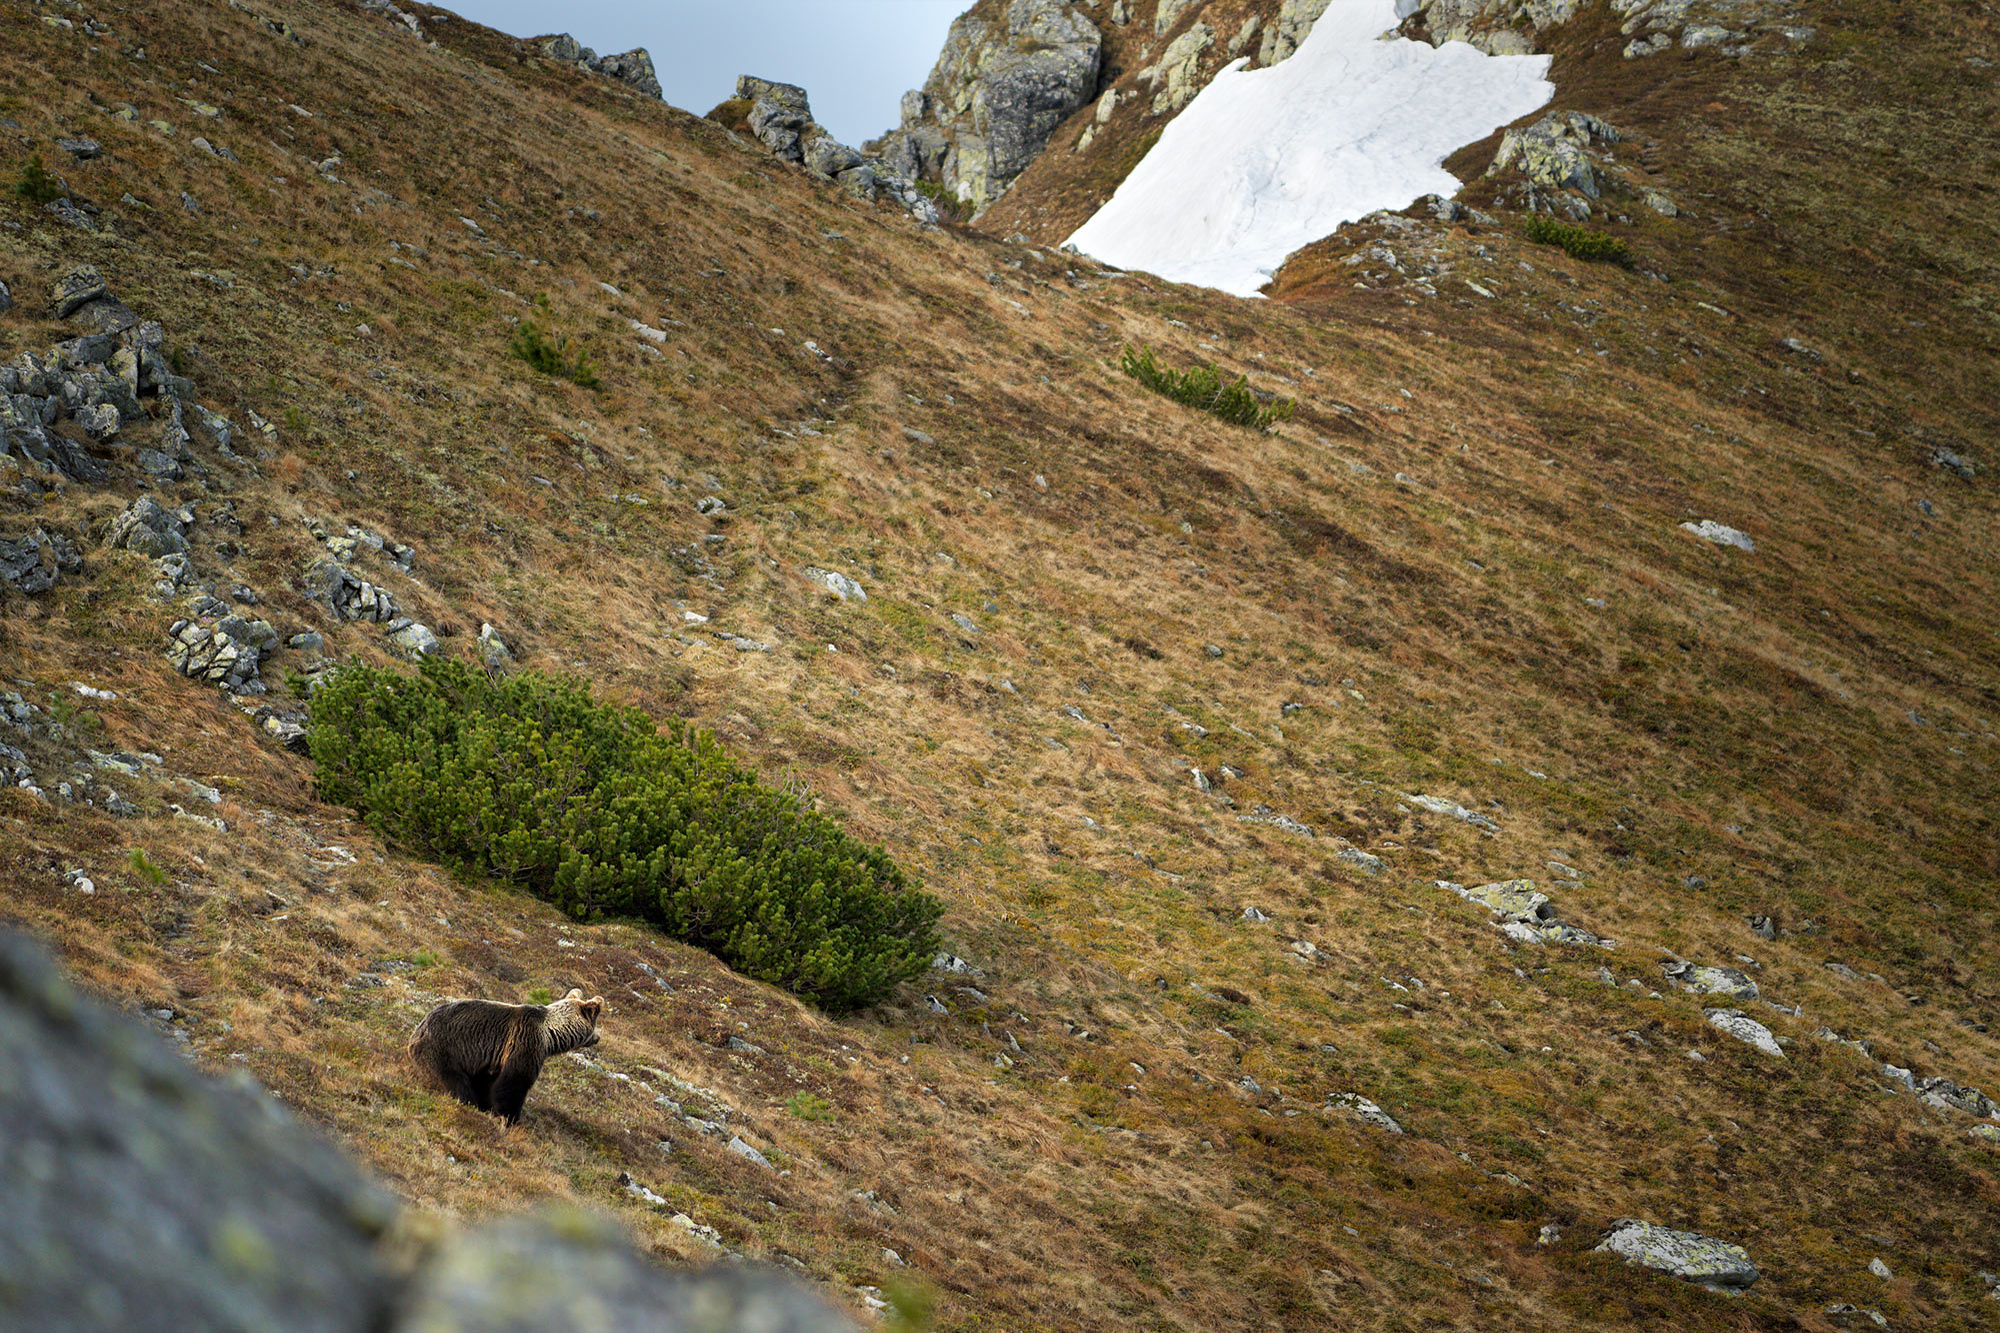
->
1662;961;1759;1001
1329;1092;1404;1133
51;266;107;319
1705;1008;1784;1057
0;278;10;313
399;1212;852;1332
1595;1220;1759;1292
104;496;190;558
386;617;440;659
593;49;662;98
737;76;815;162
477;622;514;670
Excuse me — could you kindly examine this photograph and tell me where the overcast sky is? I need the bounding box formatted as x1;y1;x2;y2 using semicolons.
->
443;1;969;146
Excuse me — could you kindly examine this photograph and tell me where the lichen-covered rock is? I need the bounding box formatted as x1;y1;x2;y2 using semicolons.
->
1681;520;1755;552
477;622;514;670
104;496;191;558
304;559;399;623
51;266;107;319
876;0;1102;213
1705;1008;1784;1057
167;615;280;693
400;1211;852;1332
1595;1220;1760;1292
593;48;662;98
0;529;79;594
386;617;440;659
1661;961;1759;1001
1489;111;1621;200
1330;1092;1404;1133
735;77;940;224
1257;0;1333;65
1149;23;1214;114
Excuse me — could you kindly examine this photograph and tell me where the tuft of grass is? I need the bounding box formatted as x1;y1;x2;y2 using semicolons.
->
1525;213;1633;266
526;985;553;1004
786;1091;836;1121
126;850;166;886
13;154;61;205
1119;346;1294;429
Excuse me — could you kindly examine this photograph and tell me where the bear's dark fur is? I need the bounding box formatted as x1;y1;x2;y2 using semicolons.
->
408;987;603;1125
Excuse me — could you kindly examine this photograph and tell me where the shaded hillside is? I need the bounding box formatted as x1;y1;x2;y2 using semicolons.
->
1;1;1998;1330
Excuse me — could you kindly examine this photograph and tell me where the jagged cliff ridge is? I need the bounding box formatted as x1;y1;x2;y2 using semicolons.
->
2;0;1999;1329
870;0;1104;213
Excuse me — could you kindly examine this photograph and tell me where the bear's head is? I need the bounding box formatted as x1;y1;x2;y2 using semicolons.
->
543;986;605;1055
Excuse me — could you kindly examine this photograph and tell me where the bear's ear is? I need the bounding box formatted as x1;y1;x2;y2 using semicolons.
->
562;987;584;1001
582;997;603;1022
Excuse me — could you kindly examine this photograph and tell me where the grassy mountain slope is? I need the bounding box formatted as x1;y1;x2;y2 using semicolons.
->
2;0;1998;1329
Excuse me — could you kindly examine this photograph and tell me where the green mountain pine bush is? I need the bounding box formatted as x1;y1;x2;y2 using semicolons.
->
1524;213;1633;266
1119;346;1294;429
308;657;942;1010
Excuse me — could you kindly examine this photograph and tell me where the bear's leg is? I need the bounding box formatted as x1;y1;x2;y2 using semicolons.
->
489;1068;537;1126
436;1065;484;1110
467;1067;498;1113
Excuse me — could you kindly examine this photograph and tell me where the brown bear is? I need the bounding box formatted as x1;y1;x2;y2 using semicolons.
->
408;987;604;1125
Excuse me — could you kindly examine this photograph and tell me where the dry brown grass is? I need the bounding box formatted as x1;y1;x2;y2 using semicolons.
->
1;0;1998;1328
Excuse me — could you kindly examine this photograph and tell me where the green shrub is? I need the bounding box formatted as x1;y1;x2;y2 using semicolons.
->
13;154;61;205
1524;213;1632;266
786;1091;836;1121
1119;346;1294;430
307;657;942;1011
126;849;166;886
509;301;601;389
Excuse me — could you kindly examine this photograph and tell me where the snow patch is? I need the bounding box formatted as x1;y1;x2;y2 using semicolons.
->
1066;0;1554;297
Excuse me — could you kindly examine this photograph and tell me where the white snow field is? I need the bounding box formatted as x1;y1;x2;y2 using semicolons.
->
1064;0;1555;297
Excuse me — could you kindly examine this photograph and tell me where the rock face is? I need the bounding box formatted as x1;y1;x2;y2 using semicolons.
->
104;496;191;558
1257;0;1333;65
537;35;663;98
735;77;942;224
1595;1220;1760;1292
873;0;1102;213
0;929;858;1332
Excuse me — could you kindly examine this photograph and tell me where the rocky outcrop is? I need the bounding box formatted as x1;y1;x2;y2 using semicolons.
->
1595;1220;1760;1292
734;78;941;224
0;528;81;594
536;35;663;98
1147;23;1214;114
1256;0;1334;65
304;558;399;624
1440;879;1612;947
166;614;280;694
104;496;191;558
1706;1008;1785;1057
0;929;857;1332
872;0;1102;213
